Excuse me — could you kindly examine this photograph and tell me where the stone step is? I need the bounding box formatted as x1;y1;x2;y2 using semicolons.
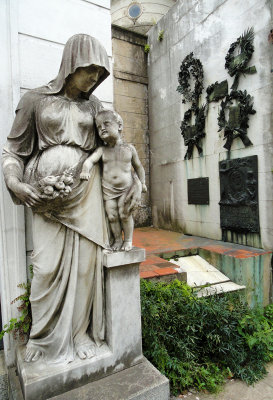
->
8;358;169;400
169;255;245;296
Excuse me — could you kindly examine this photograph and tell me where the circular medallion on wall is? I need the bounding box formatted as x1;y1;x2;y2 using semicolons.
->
127;2;143;22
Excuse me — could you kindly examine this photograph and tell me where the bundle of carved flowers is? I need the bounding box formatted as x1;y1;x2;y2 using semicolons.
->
38;171;73;199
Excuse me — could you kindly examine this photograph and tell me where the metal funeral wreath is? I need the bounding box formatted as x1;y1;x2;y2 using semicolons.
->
218;90;256;151
177;52;204;106
225;27;256;90
180;105;206;160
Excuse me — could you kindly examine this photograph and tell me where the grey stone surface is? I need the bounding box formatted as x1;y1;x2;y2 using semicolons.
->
103;247;145;267
9;358;169;400
0;375;8;400
8;368;24;400
49;358;169;400
0;351;8;400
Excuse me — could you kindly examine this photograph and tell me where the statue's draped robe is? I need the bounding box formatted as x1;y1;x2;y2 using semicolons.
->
2;35;110;363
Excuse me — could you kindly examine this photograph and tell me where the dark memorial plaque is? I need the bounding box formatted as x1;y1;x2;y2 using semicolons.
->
188;177;209;205
219;155;259;233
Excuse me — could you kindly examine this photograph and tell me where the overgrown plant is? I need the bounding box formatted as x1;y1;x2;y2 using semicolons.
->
140;279;273;395
0;266;33;341
144;44;150;54
158;30;164;41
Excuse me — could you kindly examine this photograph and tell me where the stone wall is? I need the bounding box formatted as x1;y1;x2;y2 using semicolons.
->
112;25;151;226
0;0;113;366
111;0;176;35
148;0;273;250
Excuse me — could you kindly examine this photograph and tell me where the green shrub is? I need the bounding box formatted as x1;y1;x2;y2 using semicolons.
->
140;279;273;394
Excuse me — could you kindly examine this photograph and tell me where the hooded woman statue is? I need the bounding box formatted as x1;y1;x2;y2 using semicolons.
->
2;34;117;363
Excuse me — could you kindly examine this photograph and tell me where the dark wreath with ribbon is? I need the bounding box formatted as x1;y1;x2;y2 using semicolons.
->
225;27;256;90
177;53;206;159
218;90;256;151
177;52;204;108
181;105;206;159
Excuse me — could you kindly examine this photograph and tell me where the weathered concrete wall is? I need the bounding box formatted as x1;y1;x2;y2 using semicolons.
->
0;0;113;366
148;0;273;250
111;0;176;35
112;26;151;226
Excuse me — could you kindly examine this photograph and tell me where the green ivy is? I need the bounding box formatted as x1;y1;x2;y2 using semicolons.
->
0;266;33;341
140;279;273;395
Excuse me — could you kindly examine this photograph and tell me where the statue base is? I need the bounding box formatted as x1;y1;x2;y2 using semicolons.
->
10;248;169;399
8;357;169;400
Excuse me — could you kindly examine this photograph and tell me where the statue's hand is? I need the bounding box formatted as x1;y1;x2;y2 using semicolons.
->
125;179;142;214
142;183;147;193
10;180;42;208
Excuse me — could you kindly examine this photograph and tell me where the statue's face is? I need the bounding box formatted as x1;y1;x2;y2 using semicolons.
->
96;113;121;144
69;65;104;92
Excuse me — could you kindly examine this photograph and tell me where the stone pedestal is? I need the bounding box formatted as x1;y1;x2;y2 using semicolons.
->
11;247;169;400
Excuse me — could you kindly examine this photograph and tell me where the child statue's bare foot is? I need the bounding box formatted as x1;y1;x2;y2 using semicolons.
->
80;172;90;180
121;240;132;251
111;240;123;251
25;342;42;362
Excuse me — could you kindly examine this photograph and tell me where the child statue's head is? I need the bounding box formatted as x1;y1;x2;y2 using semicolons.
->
95;110;123;145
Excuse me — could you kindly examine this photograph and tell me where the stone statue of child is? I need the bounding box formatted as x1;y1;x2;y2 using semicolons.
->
80;109;147;251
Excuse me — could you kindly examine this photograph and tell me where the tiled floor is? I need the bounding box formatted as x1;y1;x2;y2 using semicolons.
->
133;227;271;279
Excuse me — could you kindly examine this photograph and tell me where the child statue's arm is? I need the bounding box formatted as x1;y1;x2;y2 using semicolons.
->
130;145;147;193
80;147;103;180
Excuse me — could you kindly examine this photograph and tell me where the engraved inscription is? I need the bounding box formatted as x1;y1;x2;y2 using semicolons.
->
188;177;209;205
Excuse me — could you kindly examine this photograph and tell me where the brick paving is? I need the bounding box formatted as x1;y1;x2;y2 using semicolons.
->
133;227;271;279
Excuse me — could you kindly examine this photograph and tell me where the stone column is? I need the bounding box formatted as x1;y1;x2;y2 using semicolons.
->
0;0;27;367
104;247;144;367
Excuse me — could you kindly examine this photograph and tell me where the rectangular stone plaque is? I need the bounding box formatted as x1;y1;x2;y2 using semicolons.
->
188;178;209;205
219;155;259;233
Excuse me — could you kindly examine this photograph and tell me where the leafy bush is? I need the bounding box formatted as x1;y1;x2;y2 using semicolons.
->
140;279;273;394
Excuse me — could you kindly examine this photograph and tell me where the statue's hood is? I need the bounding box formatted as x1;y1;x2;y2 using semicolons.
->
33;34;110;99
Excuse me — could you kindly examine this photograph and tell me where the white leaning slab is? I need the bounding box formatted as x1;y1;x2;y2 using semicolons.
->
170;255;230;287
196;281;246;297
15;247;149;400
